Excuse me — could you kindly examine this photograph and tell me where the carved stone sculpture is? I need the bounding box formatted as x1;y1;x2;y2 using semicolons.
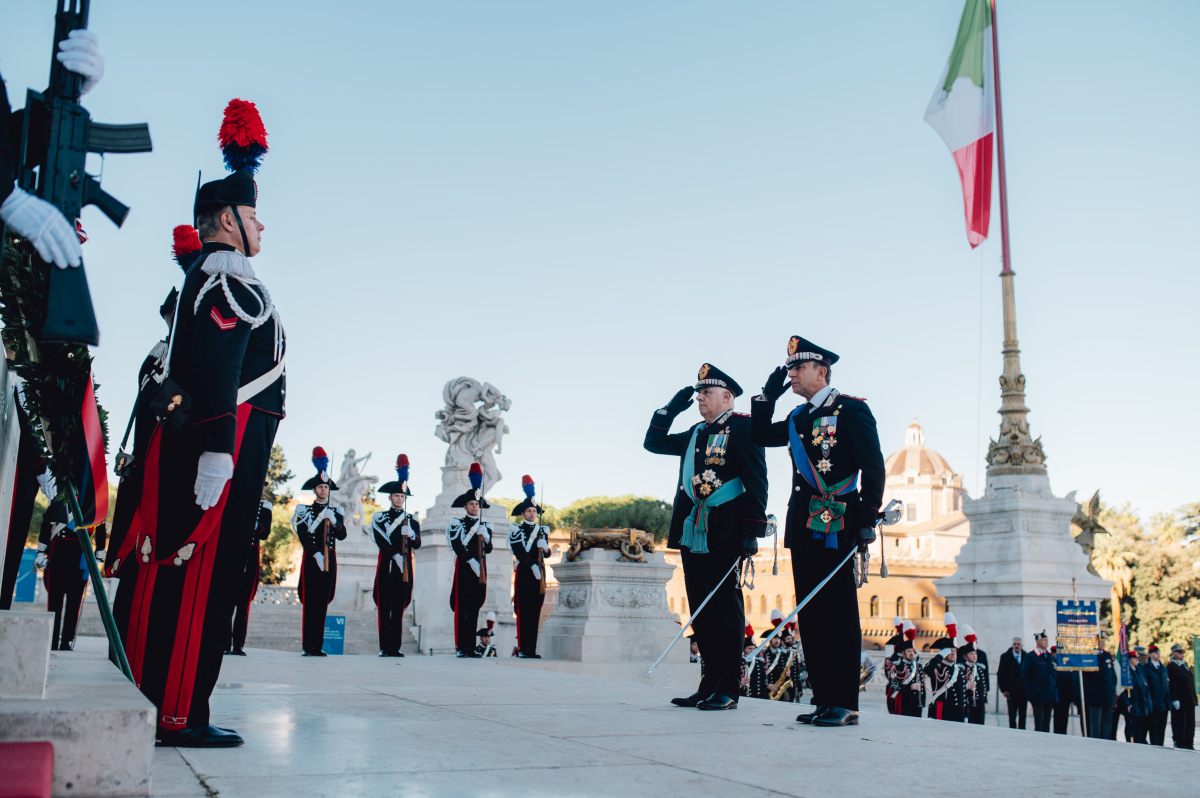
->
434;377;511;495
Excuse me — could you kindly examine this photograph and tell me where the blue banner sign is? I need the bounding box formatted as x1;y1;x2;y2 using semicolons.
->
1055;599;1099;671
323;614;346;655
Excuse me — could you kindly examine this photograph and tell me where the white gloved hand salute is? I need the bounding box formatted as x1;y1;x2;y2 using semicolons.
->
56;30;105;96
194;452;234;510
0;189;83;268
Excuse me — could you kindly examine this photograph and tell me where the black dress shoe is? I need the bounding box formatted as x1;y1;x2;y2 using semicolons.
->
796;706;827;724
302;650;327;657
517;652;542;659
157;724;243;748
670;692;706;708
455;650;467;658
394;651;405;657
696;693;738;711
813;707;859;727
231;649;246;656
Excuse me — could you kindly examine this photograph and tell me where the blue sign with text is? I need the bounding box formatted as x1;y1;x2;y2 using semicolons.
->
323;614;345;655
1055;599;1099;671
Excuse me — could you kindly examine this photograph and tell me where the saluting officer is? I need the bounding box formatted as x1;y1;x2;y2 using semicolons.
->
447;463;493;658
371;454;421;657
292;448;347;657
752;336;884;727
645;363;768;711
509;475;549;659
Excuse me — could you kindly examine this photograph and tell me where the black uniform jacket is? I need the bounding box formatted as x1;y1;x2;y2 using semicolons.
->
644;408;768;550
292;503;347;555
750;390;884;549
371;509;422;560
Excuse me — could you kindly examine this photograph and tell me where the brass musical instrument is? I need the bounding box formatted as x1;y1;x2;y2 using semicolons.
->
769;648;797;701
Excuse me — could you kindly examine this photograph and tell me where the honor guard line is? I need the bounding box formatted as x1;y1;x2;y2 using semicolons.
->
745;499;903;665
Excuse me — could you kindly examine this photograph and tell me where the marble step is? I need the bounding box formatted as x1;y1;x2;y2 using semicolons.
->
0;609;52;699
0;639;154;797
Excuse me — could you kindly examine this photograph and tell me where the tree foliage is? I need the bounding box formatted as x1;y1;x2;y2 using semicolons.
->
1092;503;1200;659
557;495;673;542
258;444;296;584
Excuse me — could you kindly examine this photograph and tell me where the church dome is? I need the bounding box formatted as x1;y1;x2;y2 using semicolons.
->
885;422;955;478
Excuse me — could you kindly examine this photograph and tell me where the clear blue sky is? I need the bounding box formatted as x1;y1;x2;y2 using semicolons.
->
3;1;1197;521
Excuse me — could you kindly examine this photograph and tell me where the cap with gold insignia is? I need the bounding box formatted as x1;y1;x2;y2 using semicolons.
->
784;336;840;369
694;362;743;397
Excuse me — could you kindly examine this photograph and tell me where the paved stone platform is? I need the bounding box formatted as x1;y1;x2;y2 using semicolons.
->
62;637;1190;797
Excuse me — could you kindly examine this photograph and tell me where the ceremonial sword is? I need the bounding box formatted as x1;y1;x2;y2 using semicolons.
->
648;556;743;675
745;499;903;664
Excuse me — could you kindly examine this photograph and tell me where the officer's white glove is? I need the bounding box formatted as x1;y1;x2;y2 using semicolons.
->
531;564;542;581
392;553;405;572
402;526;416;539
36;469;57;501
317;507;338;525
34;552;48;569
1173;700;1181;710
56;30;105;96
0;189;83;268
193;452;234;510
94;549;106;563
313;552;325;570
537;538;550;553
468;558;480;578
480;528;491;544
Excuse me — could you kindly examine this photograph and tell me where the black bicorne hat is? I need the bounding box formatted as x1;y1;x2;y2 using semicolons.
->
784;336;840;369
511;475;542;516
694;362;743;397
452;463;489;509
378;454;412;496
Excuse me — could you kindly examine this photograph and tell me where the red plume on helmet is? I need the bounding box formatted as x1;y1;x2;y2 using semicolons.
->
944;612;958;641
218;98;269;173
172;225;201;269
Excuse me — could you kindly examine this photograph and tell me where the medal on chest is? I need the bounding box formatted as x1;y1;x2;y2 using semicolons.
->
703;427;730;466
810;409;840;473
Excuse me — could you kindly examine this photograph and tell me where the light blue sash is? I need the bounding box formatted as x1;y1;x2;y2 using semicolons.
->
680;424;745;554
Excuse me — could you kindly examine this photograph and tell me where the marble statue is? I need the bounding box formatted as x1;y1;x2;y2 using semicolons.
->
330;449;378;536
434;377;511;493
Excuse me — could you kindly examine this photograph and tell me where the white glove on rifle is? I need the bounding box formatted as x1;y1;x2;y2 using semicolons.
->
0;189;82;268
537;538;550;553
317;507;337;525
402;525;416;540
34;551;48;569
95;549;106;563
194;452;234;510
36;469;57;501
480;527;491;544
56;30;105;96
468;559;480;578
312;552;325;570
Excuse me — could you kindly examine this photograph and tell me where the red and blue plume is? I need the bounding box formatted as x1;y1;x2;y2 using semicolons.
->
312;446;329;475
468;462;483;491
171;225;201;270
396;453;410;484
521;475;535;500
218;98;269;173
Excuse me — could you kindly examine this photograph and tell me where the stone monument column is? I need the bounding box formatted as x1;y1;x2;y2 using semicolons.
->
937;268;1108;652
411;378;515;654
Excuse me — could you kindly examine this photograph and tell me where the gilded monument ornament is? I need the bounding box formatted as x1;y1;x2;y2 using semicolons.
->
565;528;655;563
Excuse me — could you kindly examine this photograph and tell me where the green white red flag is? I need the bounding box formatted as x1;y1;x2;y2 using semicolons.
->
925;0;994;249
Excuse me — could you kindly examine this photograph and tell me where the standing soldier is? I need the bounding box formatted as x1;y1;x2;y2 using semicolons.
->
117;100;284;747
292;448;346;657
888;624;925;717
644;363;768;712
1021;630;1059;732
224;498;272;656
447;463;493;658
107;225;201;639
509;475;549;659
925;615;966;721
960;627;989;725
752;336;885;727
36;501;105;651
739;635;757;698
1167;643;1196;750
371;454;421;657
883;618;906;714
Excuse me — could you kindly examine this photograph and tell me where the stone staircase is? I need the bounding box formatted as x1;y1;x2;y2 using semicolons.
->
0;609;154;797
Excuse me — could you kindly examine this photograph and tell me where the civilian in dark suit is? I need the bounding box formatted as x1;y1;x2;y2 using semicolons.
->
1143;644;1172;746
997;637;1028;729
1021;631;1058;732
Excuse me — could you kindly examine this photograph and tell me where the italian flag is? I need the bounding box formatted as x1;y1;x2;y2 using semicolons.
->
925;0;994;249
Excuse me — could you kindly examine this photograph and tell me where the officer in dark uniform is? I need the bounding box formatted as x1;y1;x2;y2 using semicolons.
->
760;632;795;701
371;454;421;657
224;498;272;656
447;463;493;658
293;449;347;657
509;475;549;659
107;226;201;638
35;501;105;651
752;336;884;726
960;628;989;724
887;628;925;717
645;363;768;711
924;636;966;721
116;99;283;748
475;622;499;657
